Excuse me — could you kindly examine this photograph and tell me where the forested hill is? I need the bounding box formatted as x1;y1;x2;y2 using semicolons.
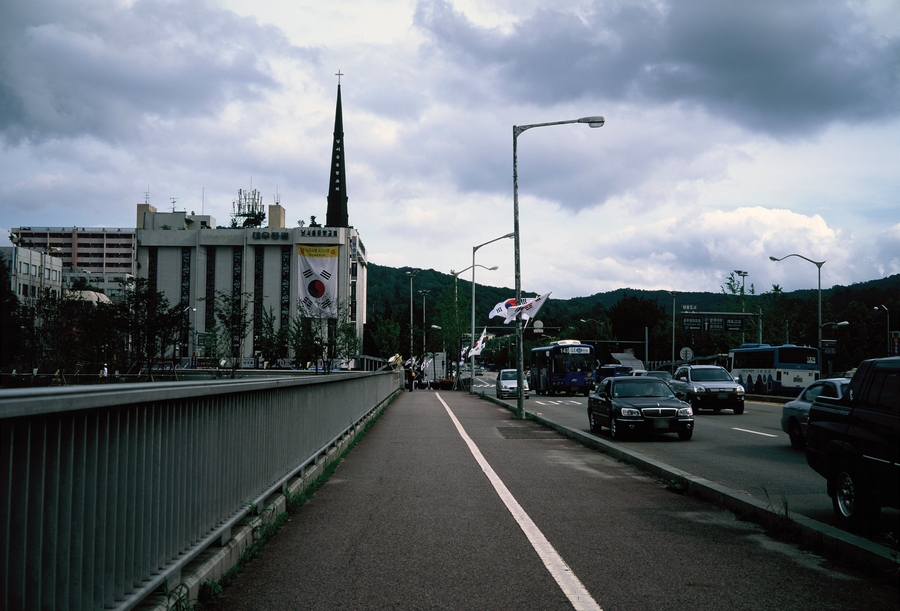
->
366;261;899;320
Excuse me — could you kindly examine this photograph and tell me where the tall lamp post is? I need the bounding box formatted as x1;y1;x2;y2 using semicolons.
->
769;254;825;352
668;291;677;372
472;234;515;393
419;289;431;358
514;115;604;418
452;264;497;381
874;305;890;356
406;270;419;361
734;270;748;343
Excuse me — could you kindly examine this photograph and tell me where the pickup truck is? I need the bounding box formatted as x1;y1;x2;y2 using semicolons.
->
805;356;899;529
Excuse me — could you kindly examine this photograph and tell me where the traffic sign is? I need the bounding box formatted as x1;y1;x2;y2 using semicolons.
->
680;347;693;361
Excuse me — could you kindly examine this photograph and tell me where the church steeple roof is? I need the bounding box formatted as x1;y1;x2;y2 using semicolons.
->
326;76;349;228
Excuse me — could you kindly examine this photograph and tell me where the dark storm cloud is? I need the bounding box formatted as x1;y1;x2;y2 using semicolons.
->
415;0;900;135
0;0;316;145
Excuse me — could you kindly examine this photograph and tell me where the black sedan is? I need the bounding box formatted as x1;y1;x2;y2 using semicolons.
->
587;377;694;440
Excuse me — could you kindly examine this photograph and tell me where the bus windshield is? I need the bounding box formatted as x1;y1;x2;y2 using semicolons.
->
553;351;592;373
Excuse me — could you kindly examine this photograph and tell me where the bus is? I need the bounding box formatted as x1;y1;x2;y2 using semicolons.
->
530;340;595;396
728;344;819;396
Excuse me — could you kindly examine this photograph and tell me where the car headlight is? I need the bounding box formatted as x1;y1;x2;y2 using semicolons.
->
735;385;745;395
678;407;693;417
619;408;641;417
692;385;706;393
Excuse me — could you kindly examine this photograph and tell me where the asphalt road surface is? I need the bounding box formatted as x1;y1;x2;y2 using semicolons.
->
518;388;900;544
210;390;898;611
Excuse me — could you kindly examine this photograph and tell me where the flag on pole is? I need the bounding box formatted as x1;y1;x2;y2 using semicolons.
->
510;292;552;322
489;298;517;321
469;327;488;356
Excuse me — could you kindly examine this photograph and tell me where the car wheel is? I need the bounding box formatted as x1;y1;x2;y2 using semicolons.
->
733;403;744;415
610;416;624;440
788;420;805;449
832;464;879;530
678;429;693;440
588;411;601;434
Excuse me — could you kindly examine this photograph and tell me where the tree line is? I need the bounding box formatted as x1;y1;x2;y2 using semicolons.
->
362;266;897;375
0;260;359;383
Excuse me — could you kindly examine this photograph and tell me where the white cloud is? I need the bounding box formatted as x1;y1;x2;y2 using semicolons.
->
0;0;898;300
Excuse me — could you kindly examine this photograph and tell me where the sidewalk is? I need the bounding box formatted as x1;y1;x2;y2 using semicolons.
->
209;390;899;611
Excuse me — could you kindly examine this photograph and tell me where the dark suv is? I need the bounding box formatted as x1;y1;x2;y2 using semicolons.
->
669;365;745;414
805;356;900;529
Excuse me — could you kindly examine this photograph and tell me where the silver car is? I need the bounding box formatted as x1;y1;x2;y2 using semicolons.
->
781;377;850;449
496;369;530;399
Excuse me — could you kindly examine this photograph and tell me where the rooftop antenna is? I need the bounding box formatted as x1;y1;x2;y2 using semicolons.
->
231;187;265;227
144;187;150;206
170;197;178;212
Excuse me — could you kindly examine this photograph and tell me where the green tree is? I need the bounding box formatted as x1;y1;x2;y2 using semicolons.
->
210;290;255;369
256;306;288;367
119;278;183;374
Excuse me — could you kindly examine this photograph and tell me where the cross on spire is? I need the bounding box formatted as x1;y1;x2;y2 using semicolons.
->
335;70;343;85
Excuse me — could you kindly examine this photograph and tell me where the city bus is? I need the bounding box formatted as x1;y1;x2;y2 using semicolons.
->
728;344;819;396
530;340;595;396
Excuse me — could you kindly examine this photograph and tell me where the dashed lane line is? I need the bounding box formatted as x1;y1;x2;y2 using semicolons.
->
732;427;778;438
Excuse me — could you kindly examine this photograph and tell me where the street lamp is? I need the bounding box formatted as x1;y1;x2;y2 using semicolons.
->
514;115;604;418
874;305;889;356
451;265;497;383
734;270;748;343
406;270;419;361
821;321;849;329
668;291;677;372
419;289;431;358
769;254;825;352
472;233;515;393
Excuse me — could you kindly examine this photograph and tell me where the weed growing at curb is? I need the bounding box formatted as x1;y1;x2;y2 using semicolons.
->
664;472;689;494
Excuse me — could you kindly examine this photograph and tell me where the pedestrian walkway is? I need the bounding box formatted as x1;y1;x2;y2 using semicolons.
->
210;390;898;611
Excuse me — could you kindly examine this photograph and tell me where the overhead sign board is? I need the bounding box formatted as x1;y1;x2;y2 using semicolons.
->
705;317;724;332
725;317;744;332
681;304;699;312
683;316;703;331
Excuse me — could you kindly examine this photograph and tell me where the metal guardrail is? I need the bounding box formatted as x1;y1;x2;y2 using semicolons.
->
0;371;402;611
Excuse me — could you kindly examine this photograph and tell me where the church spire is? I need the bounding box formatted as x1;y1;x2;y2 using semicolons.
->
326;72;349;228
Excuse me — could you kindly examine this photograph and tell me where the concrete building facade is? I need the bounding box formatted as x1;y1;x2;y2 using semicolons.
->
134;82;368;367
0;246;65;304
135;205;367;366
8;226;135;300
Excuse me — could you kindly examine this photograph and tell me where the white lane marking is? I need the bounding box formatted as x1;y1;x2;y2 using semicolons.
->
732;427;778;438
435;393;602;611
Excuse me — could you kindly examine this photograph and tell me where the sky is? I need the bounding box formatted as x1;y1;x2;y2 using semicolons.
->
1;0;899;300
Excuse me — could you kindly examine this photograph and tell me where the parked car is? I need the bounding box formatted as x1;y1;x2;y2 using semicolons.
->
669;365;745;414
496;369;529;399
587;376;694;440
805;357;900;529
630;369;673;381
781;377;850;449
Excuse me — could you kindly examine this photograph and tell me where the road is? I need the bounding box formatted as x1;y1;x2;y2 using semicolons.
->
476;372;900;545
212;389;899;611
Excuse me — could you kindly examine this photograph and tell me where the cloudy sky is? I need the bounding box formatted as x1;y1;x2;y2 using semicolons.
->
1;0;899;299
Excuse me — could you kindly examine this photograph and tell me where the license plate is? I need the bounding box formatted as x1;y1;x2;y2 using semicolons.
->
653;419;670;429
717;393;728;400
